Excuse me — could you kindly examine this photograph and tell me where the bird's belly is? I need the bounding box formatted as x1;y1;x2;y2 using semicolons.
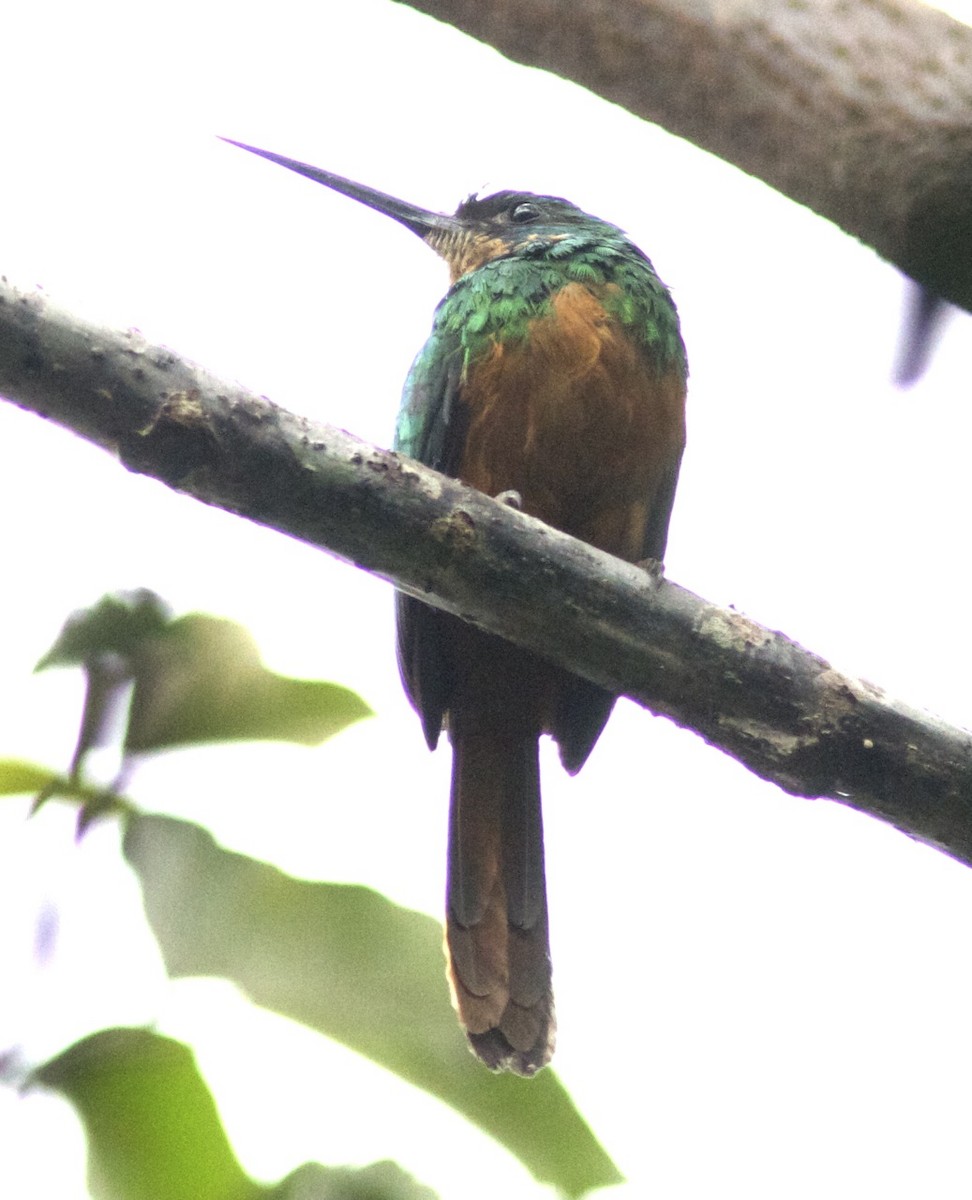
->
458;283;685;561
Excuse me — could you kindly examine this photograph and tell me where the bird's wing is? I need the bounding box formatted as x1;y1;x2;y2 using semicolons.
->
394;321;467;474
393;322;469;749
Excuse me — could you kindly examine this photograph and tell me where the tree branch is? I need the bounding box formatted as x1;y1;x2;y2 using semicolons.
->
396;0;972;312
2;274;972;863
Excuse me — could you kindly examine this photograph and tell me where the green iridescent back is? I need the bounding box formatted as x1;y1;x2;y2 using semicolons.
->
394;219;686;470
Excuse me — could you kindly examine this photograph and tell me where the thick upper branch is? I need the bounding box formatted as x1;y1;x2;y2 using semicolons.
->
2;275;972;864
396;0;972;311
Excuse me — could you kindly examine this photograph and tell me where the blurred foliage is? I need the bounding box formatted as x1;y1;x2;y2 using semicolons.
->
33;1029;435;1200
268;1161;437;1200
33;1029;261;1200
36;588;371;757
28;590;370;831
0;759;78;796
0;759;134;825
5;591;620;1198
125;813;621;1196
35;590;173;671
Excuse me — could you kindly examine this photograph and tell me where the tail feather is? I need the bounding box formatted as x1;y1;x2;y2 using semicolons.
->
446;724;555;1074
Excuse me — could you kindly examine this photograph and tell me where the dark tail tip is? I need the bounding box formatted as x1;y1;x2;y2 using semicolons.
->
468;1024;553;1076
449;924;556;1075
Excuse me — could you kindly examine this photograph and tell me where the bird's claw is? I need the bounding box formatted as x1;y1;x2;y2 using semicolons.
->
495;489;523;510
636;556;665;589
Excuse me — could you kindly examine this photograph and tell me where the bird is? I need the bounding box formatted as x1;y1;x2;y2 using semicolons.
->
222;138;688;1074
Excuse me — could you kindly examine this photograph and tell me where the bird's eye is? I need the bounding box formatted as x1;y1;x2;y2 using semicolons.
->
509;202;541;224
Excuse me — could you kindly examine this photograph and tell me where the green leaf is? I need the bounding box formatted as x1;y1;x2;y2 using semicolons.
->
0;758;134;828
267;1161;437;1200
0;758;65;795
34;591;371;755
33;1028;441;1200
124;615;372;752
124;815;622;1197
32;1027;259;1200
34;590;172;672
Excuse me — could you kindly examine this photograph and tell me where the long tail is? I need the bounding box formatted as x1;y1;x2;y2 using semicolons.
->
446;721;555;1075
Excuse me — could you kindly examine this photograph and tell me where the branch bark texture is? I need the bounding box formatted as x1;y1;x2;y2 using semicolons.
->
397;0;972;312
2;275;972;866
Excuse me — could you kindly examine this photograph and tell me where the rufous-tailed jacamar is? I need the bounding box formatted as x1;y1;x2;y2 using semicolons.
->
223;138;688;1075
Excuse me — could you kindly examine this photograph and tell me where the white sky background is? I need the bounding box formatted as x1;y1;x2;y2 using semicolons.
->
2;1;972;1197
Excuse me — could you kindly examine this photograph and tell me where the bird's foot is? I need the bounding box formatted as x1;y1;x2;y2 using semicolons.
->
494;489;523;510
635;556;666;590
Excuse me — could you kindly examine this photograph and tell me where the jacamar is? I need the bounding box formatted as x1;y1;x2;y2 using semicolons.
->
223;138;688;1074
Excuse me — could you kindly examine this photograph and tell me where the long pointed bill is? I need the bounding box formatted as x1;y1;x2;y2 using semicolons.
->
220;137;456;240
